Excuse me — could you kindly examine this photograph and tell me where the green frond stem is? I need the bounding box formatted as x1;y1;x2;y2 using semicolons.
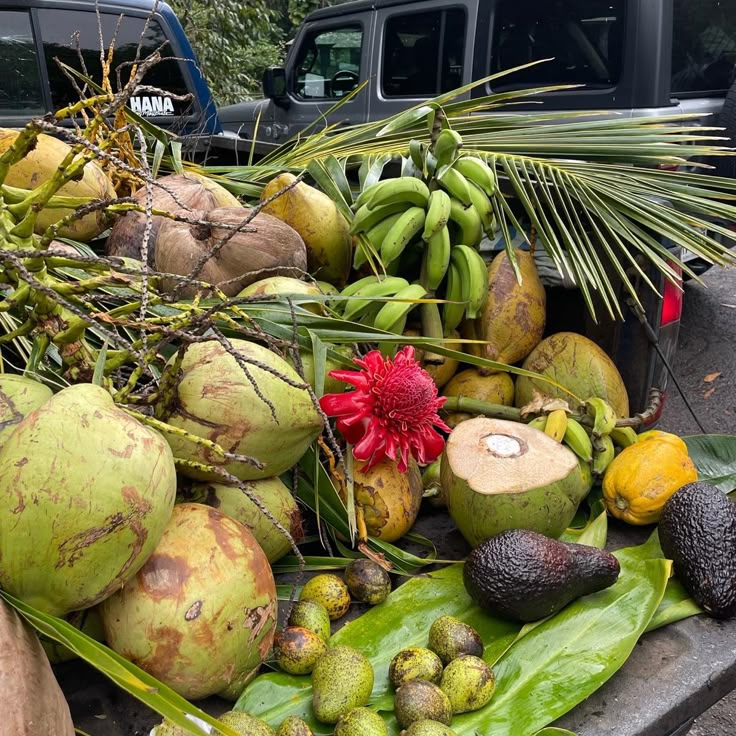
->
0;318;33;343
0;283;31;312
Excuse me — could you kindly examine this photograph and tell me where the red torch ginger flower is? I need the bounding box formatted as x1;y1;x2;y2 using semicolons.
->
319;345;450;472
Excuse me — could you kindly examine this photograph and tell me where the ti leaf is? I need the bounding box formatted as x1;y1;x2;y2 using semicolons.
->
684;434;736;492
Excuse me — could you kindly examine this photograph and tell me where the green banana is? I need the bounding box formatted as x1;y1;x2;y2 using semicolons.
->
372;283;428;333
452;156;497;197
342;276;410;322
544;409;569;443
380;206;426;266
340;274;380;298
409;139;427;171
585;397;618;438
436;166;473;207
450;244;488;320
352;236;370;270
563;418;594;463
422;189;452;240
466;180;495;235
528;416;548;431
448;198;484;248
423;225;452;291
368;177;430;209
365;212;405;249
352;184;378;211
592;434;615;477
441;262;466;334
350;201;409;235
434;128;463;168
610;426;639;448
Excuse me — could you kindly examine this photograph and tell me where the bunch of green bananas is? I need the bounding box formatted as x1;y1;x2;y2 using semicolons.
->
348;128;498;335
529;400;639;477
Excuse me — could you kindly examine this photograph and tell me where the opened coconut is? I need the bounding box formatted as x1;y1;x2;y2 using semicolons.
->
161;339;323;481
180;477;303;563
343;458;423;543
0;599;75;736
105;171;242;264
99;503;277;700
0;129;116;241
514;332;630;417
0;384;177;615
260;173;351;287
442;417;592;547
0;374;52;449
463;249;546;367
155;207;308;297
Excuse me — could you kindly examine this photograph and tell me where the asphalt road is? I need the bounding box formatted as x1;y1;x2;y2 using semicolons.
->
658;264;736;736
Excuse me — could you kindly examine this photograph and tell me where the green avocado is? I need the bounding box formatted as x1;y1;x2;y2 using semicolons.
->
659;481;736;619
463;529;620;622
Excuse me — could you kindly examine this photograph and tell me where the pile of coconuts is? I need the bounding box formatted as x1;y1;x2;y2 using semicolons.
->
0;331;327;702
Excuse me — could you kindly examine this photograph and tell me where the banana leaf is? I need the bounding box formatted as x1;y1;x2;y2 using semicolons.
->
684;434;736;493
236;538;670;735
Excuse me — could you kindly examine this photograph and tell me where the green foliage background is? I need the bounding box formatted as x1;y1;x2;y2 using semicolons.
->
168;0;340;105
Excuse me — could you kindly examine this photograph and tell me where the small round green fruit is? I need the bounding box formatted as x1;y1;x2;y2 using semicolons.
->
428;616;483;665
335;707;388;736
287;600;331;642
439;655;496;713
299;574;351;620
394;680;452;729
389;647;443;687
402;721;458;736
276;715;314;736
344;559;392;605
217;710;276;735
273;626;327;675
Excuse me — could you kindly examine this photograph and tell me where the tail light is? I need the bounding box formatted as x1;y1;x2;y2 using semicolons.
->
661;267;683;327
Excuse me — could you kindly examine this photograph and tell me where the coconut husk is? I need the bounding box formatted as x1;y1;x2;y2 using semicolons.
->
154;207;308;297
105;172;242;265
0;599;75;736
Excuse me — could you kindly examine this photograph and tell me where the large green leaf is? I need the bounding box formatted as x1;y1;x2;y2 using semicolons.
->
684;434;736;492
237;539;670;735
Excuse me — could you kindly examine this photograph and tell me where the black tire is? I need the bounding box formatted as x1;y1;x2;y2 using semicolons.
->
712;81;736;179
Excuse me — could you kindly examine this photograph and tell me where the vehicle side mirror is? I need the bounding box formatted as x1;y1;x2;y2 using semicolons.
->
263;67;289;107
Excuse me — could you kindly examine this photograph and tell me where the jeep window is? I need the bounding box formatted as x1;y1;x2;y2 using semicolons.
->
293;25;363;99
381;9;466;98
37;10;193;117
0;11;45;115
489;0;624;89
672;0;736;96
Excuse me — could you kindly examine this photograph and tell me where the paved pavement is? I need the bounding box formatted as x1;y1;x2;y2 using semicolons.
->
658;264;736;736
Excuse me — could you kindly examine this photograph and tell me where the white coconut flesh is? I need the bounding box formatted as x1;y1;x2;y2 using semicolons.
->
445;417;578;494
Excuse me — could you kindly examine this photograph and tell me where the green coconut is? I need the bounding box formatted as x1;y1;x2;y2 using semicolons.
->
238;276;325;314
180;477;303;563
0;374;53;449
442;417;592;547
162;339;323;481
0;384;177;616
100;503;277;700
287;343;355;395
514;332;630;417
42;607;106;664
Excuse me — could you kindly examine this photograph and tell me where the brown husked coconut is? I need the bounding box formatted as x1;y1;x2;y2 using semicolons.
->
0;599;75;736
154;207;308;297
105;171;242;264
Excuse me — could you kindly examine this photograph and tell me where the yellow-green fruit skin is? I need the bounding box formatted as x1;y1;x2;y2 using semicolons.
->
311;646;375;724
442;368;514;427
394;680;453;729
0;374;53;449
277;715;314;736
100;503;277;700
238;277;325;314
162;339;323;481
427;616;483;665
183;477;302;563
344;558;391;604
0;129;116;241
469;249;546;365
299;574;351;620
334;707;388;736
287;600;331;642
0;384;176;616
273;626;327;675
403;721;458;736
439;655;496;714
514;332;630;418
389;647;444;687
218;710;276;736
261;173;351;287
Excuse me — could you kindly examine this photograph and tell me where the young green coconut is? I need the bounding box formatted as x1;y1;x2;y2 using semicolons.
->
441;417;592;547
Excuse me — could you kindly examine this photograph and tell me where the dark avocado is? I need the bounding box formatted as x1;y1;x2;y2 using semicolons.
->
463;529;620;622
659;481;736;619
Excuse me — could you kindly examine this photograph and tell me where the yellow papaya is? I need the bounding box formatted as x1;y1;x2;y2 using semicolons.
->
602;433;697;525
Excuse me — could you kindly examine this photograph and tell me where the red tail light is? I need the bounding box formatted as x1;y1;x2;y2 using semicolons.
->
661;269;683;327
